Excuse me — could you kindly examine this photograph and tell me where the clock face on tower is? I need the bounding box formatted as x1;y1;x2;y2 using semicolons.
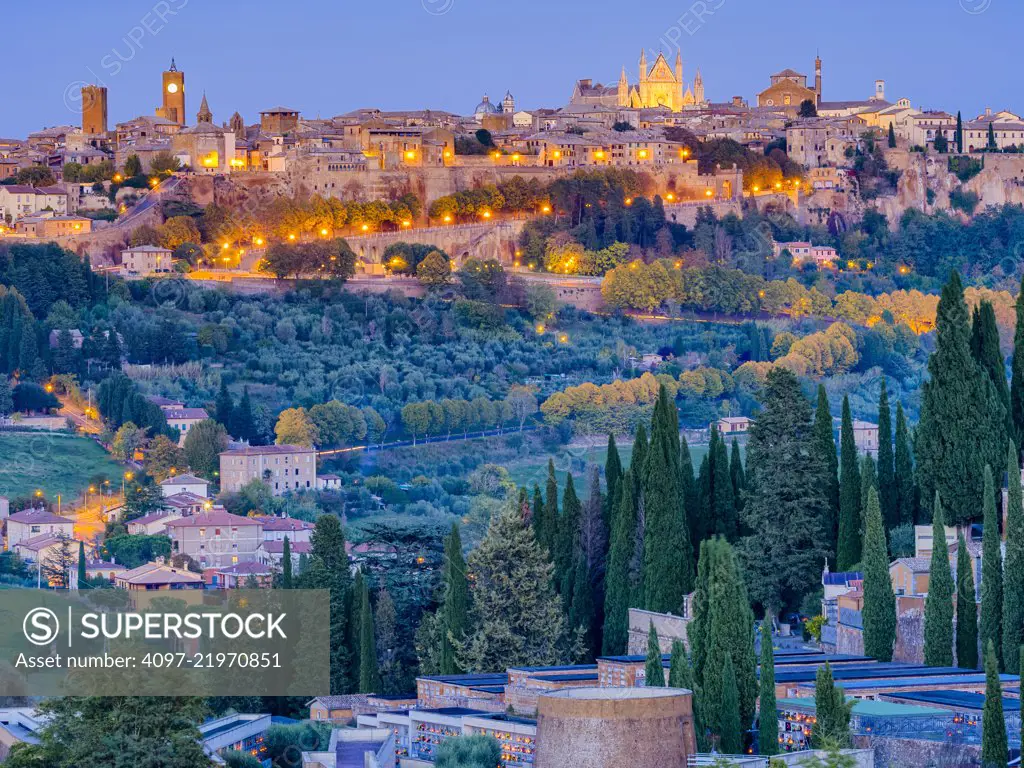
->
167;83;179;94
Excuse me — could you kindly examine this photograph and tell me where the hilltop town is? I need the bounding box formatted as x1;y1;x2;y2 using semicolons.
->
3;40;1024;768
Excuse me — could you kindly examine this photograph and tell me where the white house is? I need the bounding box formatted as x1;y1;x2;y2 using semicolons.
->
159;473;209;499
5;508;73;549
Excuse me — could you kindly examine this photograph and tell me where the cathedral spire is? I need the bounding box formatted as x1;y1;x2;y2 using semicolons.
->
639;49;648;83
169;57;177;72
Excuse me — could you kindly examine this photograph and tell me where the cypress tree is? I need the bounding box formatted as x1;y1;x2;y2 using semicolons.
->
231;386;256;443
347;570;364;688
669;639;707;751
956;532;979;669
77;541;87;588
631;423;648;492
862;488;896;662
539;460;558;556
987;121;998;151
439;523;469;675
894;402;916;525
924;493;955;666
860;454;877;531
971;301;1011;424
644;621;664;686
955;110;964;154
605;433;622;523
981;641;1008;768
730;438;745;517
813;385;840;560
758;618;778;755
688;538;717;684
981;464;1002;669
643;387;693;610
916;272;1005;524
1004;439;1024;672
718;656;742;755
811;663;851;748
358;582;381;693
531;484;543;532
888;122;897;149
837;396;862;570
696;454;712;544
1011;274;1024;445
603;472;634;655
712;429;736;539
680;433;699;545
556;474;582;599
877;380;897;530
214;378;233;428
281;536;293;589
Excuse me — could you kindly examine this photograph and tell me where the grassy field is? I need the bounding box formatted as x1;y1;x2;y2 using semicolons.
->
506;439;732;490
0;432;123;502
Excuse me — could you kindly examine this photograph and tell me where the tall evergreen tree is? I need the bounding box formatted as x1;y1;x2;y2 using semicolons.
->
457;502;576;671
644;622;664;686
729;438;745;518
981;464;1002;669
916;272;1005;524
862;488;896;662
1004;439;1024;673
981;641;1008;768
924;493;955;666
758;618;778;756
955;110;964;154
347;570;364;688
303;514;352;694
811;663;851;748
281;536;293;589
668;639;705;749
531;484;543;531
956;532;979;670
877;380;897;530
358;582;381;693
696;454;712;544
680;433;699;546
718;656;742;755
573;465;606;655
230;386;256;443
888;122;897;148
1011;274;1024;445
837;396;862;570
894;402;917;525
439;523;469;675
76;541;87;588
698;538;757;745
860;454;877;532
556;474;582;599
712;429;736;539
971;300;1011;439
812;385;840;560
643;386;693;611
214;378;234;429
741;368;830;615
603;470;634;655
605;433;622;523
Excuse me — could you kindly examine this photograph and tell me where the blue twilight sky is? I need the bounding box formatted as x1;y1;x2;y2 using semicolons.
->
4;0;1020;138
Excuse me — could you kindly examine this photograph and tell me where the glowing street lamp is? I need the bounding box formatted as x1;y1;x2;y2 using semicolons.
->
541;205;551;214
443;215;452;223
320;228;329;237
481;210;492;219
288;233;296;241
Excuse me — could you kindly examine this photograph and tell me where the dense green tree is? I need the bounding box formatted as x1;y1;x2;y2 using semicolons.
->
435;734;502;768
303;515;351;694
712;429;736;539
955;111;964;154
916;272;1005;524
0;376;12;416
643;386;692;611
981;464;1002;669
876;380;897;530
537;460;558;556
457;502;576;671
741;368;830;615
730;438;745;517
971;300;1012;443
76;541;87;589
439;523;469;675
861;488;896;662
811;663;851;748
1011;274;1024;444
1004;439;1024;672
3;697;211;768
605;433;622;520
571;465;605;655
680;433;699;544
812;385;840;559
759;617;779;755
981;641;1008;768
718;656;742;754
555;473;581;599
359;583;381;693
644;621;664;686
956;532;979;669
603;469;635;655
894;403;916;525
888;123;897;149
924;493;955;666
182;419;228;480
214;378;233;428
668;639;707;750
837;396;862;570
230;387;256;443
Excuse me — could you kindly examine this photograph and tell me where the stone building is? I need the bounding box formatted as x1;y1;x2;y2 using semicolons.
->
219;443;318;496
757;57;822;116
571;49;705;112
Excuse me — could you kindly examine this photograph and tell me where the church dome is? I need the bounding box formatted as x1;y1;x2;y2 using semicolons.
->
474;94;500;116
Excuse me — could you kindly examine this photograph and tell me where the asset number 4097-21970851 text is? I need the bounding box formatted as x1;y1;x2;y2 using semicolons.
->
140;652;281;668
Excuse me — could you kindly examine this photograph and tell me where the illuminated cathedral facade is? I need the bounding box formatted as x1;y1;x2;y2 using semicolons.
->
570;49;705;112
